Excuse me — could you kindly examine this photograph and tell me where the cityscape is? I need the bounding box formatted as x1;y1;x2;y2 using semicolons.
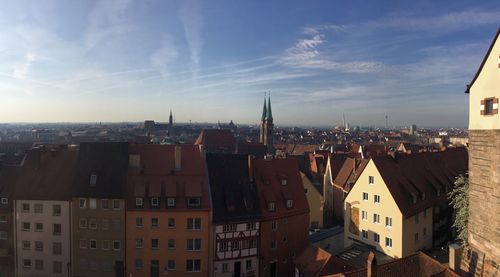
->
0;1;499;277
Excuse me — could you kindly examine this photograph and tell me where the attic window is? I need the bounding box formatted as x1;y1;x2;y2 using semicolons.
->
0;198;7;205
281;179;288;186
481;97;498;115
151;197;159;207
89;174;97;186
187;197;201;208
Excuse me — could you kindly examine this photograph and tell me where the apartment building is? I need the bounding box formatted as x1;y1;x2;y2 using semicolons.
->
126;144;211;277
206;154;261;277
463;28;500;277
0;165;20;276
253;157;310;277
72;142;129;277
13;147;78;277
344;148;467;258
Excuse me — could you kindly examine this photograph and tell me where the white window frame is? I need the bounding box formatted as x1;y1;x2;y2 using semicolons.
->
112;240;121;251
89;199;97;209
369;176;374;185
286;199;294;208
0;198;7;204
385;217;392;228
385;237;393;248
79;198;86;209
362;192;368;201
167;197;176;207
374;195;381;204
362;210;368;221
151;197;159;207
361;229;368;240
135;197;143;207
373;213;380;224
89;174;97;186
89;239;97;250
374;233;380;243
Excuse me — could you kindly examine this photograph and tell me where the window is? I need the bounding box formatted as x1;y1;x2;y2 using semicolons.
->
374;195;380;204
281;179;288;185
79;218;88;229
89;174;97;186
135;239;143;248
186;259;201;272
53;242;62;255
22;203;30;212
242;239;250;249
53;224;61;235
135;217;143;227
250;239;257;248
271;221;277;231
23;222;30;231
23;240;31;250
90;240;97;250
385;237;393;248
167;197;176;207
373;213;380;224
268;201;276;212
102;219;109;230
187;197;201;208
151;239;159;249
374;233;380;243
23;259;32;268
168;218;175;228
135;259;143;270
79;199;86;209
415;214;419;224
246;259;252;269
112;199;120;210
362;192;368;201
168;239;176;250
135;198;143;208
151;197;159;207
53;261;63;274
35;223;43;232
0;215;6;223
167;260;175;271
415;233;419;242
0;231;6;240
187;218;201;230
362;211;368;221
112;240;121;251
102;240;109;250
483;98;496;115
89;218;97;230
35;241;43;251
222;263;229;272
220;242;228;251
79;239;87;249
385;217;392;227
423;228;427;237
35;260;43;270
286;199;294;208
0;198;7;205
234;241;241;250
362;230;368;240
89;199;97;209
247;222;256;230
187;239;201;251
423;209;427;218
271;240;277;249
34;203;43;213
52;205;61;216
369;176;374;184
151;217;159;228
223;224;237;232
101;199;109;209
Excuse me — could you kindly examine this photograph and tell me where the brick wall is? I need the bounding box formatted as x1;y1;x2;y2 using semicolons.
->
463;130;500;277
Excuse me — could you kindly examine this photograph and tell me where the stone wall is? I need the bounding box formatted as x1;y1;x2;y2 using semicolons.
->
463;129;500;276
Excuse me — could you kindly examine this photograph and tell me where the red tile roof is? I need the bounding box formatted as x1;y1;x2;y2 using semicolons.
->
295;244;354;276
194;129;236;153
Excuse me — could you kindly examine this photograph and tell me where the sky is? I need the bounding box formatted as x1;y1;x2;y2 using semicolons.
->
0;0;499;127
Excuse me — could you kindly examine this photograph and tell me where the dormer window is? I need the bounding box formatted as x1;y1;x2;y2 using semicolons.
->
286;199;293;209
135;198;143;208
89;174;97;186
151;197;159;207
187;197;201;208
268;202;276;212
167;197;176;207
281;179;288;186
0;198;7;205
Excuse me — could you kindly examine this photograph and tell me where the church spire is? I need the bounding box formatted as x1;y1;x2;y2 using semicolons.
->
261;95;267;121
265;95;273;120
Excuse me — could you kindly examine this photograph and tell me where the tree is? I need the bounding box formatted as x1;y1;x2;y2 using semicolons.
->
448;174;469;246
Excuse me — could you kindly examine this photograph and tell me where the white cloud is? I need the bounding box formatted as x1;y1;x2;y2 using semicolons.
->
12;52;36;79
150;35;179;78
179;0;204;71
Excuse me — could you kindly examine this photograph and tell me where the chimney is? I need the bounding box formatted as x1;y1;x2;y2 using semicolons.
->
174;145;181;170
248;155;254;182
367;251;377;277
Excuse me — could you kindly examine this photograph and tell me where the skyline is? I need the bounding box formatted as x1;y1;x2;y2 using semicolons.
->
0;1;499;127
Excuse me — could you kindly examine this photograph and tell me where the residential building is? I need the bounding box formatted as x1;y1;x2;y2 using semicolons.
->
344;148;467;258
300;172;324;229
195;129;237;154
253;157;310;277
13;147;77;277
206;153;261;277
259;96;274;154
72;142;129;277
126;144;211;277
462;28;500;277
323;154;347;226
0;164;20;276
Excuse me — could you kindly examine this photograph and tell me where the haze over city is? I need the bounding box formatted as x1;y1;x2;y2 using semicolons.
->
0;0;499;127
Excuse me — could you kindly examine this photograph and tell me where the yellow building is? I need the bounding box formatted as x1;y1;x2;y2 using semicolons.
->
344;149;467;258
300;172;324;229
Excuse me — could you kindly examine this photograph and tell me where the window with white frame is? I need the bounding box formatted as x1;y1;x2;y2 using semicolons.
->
102;240;109;250
186;259;201;272
268;202;276;212
35;223;43;232
112;240;121;251
0;198;7;204
89;174;97;186
362;210;368;221
79;218;88;229
271;221;277;231
373;213;380;224
167;197;176;207
135;217;143;228
187;239;201;251
101;199;109;209
151;197;159;207
112;199;120;210
220;241;228;251
369;176;374;184
89;240;97;250
385;237;393;248
385;217;392;227
247;222;256;230
79;198;86;209
89;218;97;230
187;218;201;230
89;199;97;209
135;198;143;208
167;260;175;271
374;195;380;204
187;197;201;208
52;205;61;216
361;230;368;240
363;192;368;201
135;259;143;270
22;222;30;231
223;224;236;232
22;203;30;212
151;217;159;228
374;233;380;243
23;259;32;268
34;203;43;213
286;199;294;208
23;240;31;249
151;239;159;249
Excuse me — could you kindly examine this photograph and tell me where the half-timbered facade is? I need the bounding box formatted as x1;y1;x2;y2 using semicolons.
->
206;154;261;277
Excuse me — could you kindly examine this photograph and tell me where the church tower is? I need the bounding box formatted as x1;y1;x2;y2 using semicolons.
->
259;96;274;154
168;109;173;128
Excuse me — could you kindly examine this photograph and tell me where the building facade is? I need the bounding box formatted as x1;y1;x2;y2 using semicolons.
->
126;144;211;277
0;165;18;276
72;142;129;277
300;172;324;230
463;28;500;277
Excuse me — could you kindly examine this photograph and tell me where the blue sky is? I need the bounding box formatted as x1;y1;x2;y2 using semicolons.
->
0;0;499;127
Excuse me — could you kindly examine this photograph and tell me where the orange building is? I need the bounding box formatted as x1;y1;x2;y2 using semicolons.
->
126;144;211;277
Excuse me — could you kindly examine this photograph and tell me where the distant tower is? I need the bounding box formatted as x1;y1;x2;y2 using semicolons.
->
169;109;173;127
385;114;388;129
259;95;274;154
